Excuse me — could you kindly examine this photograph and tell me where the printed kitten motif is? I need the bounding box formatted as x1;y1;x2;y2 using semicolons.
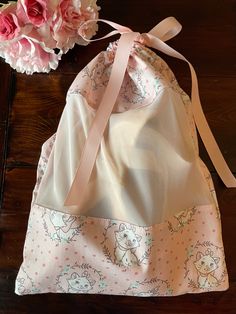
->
168;207;197;232
83;54;110;90
15;278;25;294
49;212;79;241
120;66;148;105
67;271;96;293
114;223;142;267
194;249;220;289
137;287;160;297
175;207;195;224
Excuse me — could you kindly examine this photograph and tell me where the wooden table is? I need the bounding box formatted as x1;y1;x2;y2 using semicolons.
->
0;1;235;313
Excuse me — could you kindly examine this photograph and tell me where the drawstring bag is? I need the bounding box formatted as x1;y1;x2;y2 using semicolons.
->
15;17;236;296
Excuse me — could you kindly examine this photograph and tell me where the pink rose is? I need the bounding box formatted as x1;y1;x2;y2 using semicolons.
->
52;0;99;52
0;0;100;74
52;0;83;51
0;2;20;41
17;0;49;27
75;0;100;45
0;37;61;74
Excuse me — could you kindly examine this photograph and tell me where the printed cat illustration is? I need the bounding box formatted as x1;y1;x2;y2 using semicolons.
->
67;271;96;293
168;207;197;232
194;249;220;289
114;223;142;267
84;55;110;90
121;73;145;104
15;278;25;294
175;207;197;226
137;286;160;297
49;212;79;241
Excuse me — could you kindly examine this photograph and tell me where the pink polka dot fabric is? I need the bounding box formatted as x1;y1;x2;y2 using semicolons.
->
15;201;228;296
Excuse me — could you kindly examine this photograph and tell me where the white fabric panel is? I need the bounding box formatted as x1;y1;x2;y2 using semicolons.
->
35;86;213;226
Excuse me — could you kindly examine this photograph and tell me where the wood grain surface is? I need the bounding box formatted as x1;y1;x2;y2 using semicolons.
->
0;0;236;313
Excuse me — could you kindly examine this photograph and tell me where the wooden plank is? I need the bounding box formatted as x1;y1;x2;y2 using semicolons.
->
0;60;12;123
0;231;26;269
1;168;36;214
0;60;13;207
7;73;68;165
0;271;235;314
0;124;6;194
99;0;236;30
0;212;28;232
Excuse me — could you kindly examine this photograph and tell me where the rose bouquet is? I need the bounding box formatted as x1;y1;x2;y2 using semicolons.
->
0;0;100;74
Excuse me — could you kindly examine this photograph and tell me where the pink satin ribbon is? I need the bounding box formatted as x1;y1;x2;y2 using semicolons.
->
64;17;236;207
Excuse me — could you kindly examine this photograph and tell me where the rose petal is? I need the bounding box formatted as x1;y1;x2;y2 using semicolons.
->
0;36;61;74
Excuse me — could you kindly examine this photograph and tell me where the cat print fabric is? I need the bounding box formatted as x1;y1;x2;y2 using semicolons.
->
188;244;227;290
102;221;153;267
67;271;95;293
15;201;228;296
15;135;229;296
56;263;106;294
15;41;229;296
43;211;83;243
114;223;142;266
194;249;220;289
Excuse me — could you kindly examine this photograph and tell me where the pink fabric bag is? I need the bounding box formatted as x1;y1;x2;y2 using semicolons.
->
15;17;236;296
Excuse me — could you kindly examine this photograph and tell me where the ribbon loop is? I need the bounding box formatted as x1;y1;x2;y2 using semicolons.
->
78;19;133;42
148;16;182;42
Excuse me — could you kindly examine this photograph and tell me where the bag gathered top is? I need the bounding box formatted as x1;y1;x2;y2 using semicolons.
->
15;17;236;297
